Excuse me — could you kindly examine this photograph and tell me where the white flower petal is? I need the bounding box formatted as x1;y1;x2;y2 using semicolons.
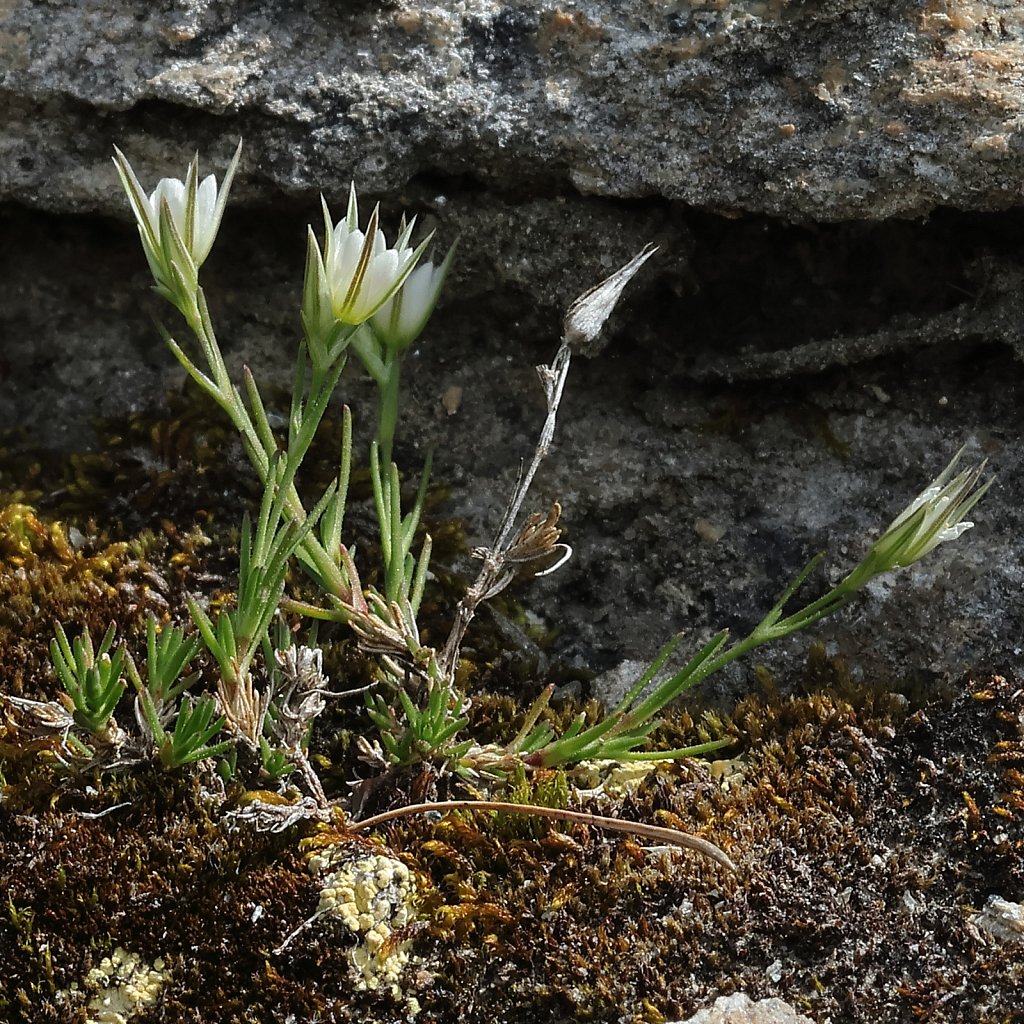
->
318;187;436;326
193;175;220;262
358;250;401;315
940;521;974;542
370;260;446;349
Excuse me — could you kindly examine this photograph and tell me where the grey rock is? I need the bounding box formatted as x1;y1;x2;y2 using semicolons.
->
970;896;1024;944
589;659;650;709
669;992;815;1024
4;2;1024;220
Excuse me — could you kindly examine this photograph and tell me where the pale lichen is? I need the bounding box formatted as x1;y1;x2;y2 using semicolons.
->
82;947;169;1024
307;844;416;999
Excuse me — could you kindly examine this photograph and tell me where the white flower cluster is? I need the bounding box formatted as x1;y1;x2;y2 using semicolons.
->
83;947;168;1024
307;845;416;997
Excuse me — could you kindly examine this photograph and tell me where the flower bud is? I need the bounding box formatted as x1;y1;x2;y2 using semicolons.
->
113;140;241;306
370;243;455;351
563;243;658;355
846;448;992;588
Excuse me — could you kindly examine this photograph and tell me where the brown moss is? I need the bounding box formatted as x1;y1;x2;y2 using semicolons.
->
1;402;1022;1023
367;674;1022;1024
3;661;1022;1022
0;502;138;700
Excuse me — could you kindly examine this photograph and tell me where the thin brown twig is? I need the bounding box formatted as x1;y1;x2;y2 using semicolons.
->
436;246;658;684
351;798;736;872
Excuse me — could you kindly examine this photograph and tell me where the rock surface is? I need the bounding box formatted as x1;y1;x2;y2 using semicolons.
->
2;1;1024;692
4;1;1024;219
970;895;1024;944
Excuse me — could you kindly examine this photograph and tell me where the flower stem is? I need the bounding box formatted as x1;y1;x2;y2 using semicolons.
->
179;294;353;605
376;348;402;471
352;799;735;871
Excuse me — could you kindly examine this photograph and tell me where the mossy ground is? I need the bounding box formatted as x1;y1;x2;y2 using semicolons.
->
0;400;1021;1024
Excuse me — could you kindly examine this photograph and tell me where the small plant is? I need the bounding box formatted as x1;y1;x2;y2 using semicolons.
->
1;141;995;872
186;454;334;750
365;673;471;767
139;614;202;709
144;694;233;771
50;623;126;741
519;452;991;768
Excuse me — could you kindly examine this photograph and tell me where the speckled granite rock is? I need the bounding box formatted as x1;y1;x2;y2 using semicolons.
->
1;1;1024;692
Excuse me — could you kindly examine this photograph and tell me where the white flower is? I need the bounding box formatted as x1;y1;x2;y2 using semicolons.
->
319;185;432;326
849;448;992;585
884;450;990;562
113;140;241;301
144;174;219;267
370;244;455;351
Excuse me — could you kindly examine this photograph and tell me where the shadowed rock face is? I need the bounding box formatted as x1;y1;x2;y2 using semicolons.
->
1;1;1024;690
